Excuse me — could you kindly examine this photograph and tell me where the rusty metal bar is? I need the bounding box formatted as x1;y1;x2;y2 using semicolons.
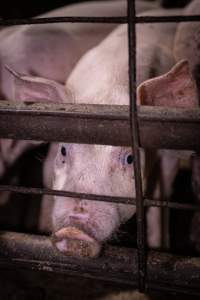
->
1;231;200;296
0;184;199;211
128;0;146;291
0;14;200;27
0;101;199;149
0;16;127;26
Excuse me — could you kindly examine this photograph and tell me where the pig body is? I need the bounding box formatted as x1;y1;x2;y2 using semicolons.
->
0;0;162;181
0;0;161;101
0;0;128;101
0;0;130;183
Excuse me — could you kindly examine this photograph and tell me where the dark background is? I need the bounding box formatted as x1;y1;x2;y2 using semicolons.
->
0;0;192;19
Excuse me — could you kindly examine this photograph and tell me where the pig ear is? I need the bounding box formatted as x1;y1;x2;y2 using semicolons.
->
6;65;71;103
137;60;199;108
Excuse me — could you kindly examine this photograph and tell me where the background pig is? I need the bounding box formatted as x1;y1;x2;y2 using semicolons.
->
10;6;185;257
0;0;161;101
0;0;162;182
0;0;129;184
174;0;200;98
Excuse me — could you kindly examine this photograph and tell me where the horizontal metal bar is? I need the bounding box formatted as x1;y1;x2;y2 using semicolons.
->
0;101;199;150
1;231;200;296
0;14;200;27
0;184;135;205
0;16;127;26
137;14;200;23
0;184;200;210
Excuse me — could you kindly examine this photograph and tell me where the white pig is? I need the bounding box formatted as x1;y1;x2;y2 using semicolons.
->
11;6;189;257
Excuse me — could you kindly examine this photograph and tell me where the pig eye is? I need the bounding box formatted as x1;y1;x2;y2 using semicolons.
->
126;154;134;165
61;146;66;156
121;152;134;166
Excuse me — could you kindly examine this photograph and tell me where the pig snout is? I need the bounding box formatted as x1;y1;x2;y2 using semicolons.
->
52;200;103;258
53;226;101;258
52;196;123;258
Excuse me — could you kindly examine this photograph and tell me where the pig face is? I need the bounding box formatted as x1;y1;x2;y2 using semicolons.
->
52;143;145;257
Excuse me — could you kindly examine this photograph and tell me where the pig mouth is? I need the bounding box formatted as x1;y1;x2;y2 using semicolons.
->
52;226;102;258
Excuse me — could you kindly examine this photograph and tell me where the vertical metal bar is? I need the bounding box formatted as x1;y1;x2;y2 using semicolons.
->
127;0;146;292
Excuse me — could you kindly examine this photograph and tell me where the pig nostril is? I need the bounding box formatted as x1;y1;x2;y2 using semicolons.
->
69;212;89;223
74;205;87;213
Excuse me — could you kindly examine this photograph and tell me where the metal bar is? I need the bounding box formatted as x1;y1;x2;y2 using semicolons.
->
1;231;200;296
0;15;200;27
0;184;135;205
1;183;200;211
0;184;199;211
0;101;200;150
136;15;200;23
0;101;199;149
128;0;146;292
0;16;127;26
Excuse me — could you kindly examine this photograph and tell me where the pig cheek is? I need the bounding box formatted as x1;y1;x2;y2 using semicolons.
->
109;165;135;198
88;202;121;242
118;204;136;223
53;157;69;191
